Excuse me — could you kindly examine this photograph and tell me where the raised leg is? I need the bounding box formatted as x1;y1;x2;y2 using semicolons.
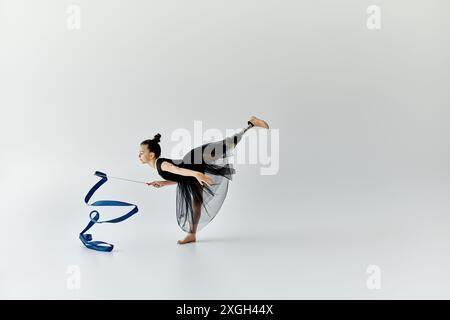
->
203;122;254;163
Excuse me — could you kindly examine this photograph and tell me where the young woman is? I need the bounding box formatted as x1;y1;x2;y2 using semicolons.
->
138;116;270;244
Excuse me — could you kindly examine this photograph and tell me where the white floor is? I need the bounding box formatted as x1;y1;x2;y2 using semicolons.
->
2;182;450;299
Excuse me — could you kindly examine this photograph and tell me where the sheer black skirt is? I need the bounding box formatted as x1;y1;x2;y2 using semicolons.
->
174;123;254;233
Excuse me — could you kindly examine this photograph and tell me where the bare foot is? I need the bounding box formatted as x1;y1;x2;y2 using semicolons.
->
248;116;270;129
177;233;196;244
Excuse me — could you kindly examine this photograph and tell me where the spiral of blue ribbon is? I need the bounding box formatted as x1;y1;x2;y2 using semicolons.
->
80;171;139;252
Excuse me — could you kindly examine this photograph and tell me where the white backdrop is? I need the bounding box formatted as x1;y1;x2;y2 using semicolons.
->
1;0;449;299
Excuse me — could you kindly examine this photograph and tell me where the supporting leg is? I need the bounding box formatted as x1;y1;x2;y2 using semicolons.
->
177;188;202;245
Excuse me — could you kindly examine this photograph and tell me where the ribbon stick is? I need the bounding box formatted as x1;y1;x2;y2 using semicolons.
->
95;171;147;184
80;171;139;252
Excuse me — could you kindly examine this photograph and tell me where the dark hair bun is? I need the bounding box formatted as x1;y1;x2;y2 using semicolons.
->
153;133;161;143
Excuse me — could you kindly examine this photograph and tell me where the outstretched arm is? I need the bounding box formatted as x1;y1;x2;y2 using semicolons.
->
161;161;198;178
163;180;177;185
147;180;177;188
161;161;213;187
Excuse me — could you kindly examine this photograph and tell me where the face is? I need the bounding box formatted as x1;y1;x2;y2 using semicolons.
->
139;144;154;164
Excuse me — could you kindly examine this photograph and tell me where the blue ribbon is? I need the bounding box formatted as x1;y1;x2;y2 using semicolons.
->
80;171;139;252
